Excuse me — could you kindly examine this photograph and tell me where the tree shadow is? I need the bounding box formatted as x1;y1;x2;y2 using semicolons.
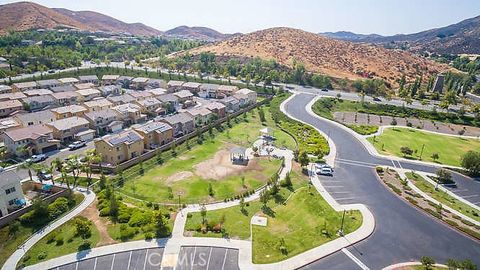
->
261;205;275;217
273;194;285;204
240;208;249;216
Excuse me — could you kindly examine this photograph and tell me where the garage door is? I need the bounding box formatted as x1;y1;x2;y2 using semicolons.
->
42;145;58;153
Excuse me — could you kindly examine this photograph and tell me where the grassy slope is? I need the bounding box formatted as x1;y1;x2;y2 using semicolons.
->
368;128;480;166
406;172;479;222
21;217;100;267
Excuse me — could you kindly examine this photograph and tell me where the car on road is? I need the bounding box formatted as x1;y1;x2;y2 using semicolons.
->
47;70;55;74
317;167;334;176
0;167;4;173
38;171;52;181
373;97;382;102
27;154;48;163
68;141;86;150
321;88;329;92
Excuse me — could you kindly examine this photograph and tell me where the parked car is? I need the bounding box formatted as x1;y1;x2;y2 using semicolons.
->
317;167;334;176
38;171;52;181
373;97;382;102
315;163;333;170
27;154;47;163
0;167;4;173
68;141;86;150
321;88;329;92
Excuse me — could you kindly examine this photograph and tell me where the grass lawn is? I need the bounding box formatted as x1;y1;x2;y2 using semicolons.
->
367;128;480;167
119;108;291;204
20;216;100;267
406;172;480;222
0;193;84;268
346;124;379;135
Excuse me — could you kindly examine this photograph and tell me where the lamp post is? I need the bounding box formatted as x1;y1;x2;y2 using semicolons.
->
339;210;346;236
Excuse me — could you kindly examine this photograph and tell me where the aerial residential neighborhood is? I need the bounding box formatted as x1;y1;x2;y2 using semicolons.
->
0;1;479;270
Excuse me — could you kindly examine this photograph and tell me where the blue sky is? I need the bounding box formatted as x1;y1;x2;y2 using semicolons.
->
1;0;479;35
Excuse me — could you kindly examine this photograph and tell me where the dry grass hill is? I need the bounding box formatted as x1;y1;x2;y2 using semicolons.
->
190;27;453;85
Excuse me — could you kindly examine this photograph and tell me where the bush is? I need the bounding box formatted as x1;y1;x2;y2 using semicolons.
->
55;235;64;246
119;224;137;240
78;240;91;251
48;197;70;220
37;251;47;260
128;211;153;227
375;167;384;173
46;232;58;244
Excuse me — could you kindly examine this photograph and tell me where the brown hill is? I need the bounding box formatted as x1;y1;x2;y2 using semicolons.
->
0;1;161;36
164;26;235;42
190;27;453;85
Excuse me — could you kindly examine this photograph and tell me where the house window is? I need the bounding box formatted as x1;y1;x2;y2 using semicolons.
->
5;186;16;195
8;199;17;205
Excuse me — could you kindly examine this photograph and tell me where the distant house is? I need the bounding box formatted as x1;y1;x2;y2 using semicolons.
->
78;75;99;84
75;88;102;102
21;95;56;111
204;102;226;118
0;170;25;217
51;104;88;120
0;85;12;94
134;98;163;116
219;96;240;113
127;90;153;101
46;116;91;142
0;92;27;101
199;84;219;98
12;81;37;92
107;94;135;106
51;85;77;93
116;76;133;88
84;109;120;134
3;124;60;156
157;94;179;109
173;90;194;103
131;77;149;90
50;91;80;106
83;98;113;112
36;79;61;89
57;77;79;85
102;75;120;85
133;121;173;149
99;85;121;97
167;80;184;92
0;100;23;117
185;107;214;127
182;82;202;94
94;130;144;165
0;118;21;135
235;88;257;104
158;112;195;137
217;85;239;97
14;110;56;127
147;79;167;89
74;83;95;90
23;89;53;97
146;88;167;98
113;103;146;125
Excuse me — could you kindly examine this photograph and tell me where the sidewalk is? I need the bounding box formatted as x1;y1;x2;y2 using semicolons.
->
2;188;95;270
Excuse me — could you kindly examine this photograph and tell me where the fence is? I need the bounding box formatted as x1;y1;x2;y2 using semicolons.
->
0;182;69;228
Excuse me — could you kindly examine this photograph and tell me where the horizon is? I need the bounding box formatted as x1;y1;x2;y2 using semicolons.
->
0;0;479;36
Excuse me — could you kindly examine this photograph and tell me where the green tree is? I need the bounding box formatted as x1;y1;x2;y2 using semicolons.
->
461;151;480;176
400;146;413;157
200;205;207;225
298;151;310;167
430;152;440;162
420;256;435;270
17;160;35;182
75;218;92;239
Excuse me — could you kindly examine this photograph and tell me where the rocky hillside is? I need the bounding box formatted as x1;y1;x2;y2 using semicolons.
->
190;27;452;85
0;1;161;36
164;26;236;42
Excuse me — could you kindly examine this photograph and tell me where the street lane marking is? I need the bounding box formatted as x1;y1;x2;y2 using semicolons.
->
93;257;98;270
111;253;116;270
342;248;369;270
461;194;479;198
323;186;344;188
336;160;376;168
127;251;132;270
190;246;197;270
221;249;228;270
142;249;149;270
330;191;350;194
336;158;378;167
391;160;397;168
205;247;213;270
335;197;357;201
75;262;78;270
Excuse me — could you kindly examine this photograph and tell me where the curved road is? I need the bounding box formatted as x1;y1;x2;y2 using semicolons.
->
284;93;480;269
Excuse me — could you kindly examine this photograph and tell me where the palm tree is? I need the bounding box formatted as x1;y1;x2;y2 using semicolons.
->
65;155;81;188
32;163;47;183
17;160;35;182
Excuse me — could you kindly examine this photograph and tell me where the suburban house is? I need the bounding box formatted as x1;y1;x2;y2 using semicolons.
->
94;130;144;165
84;109;120;134
74;83;95;90
199;84;219;98
133;121;173;149
102;75;120;85
12;81;37;92
0;100;23;117
113;103;146;125
116;76;133;88
15;110;56;127
36;79;61;89
219;96;240;113
0;172;25;217
3;124;60;156
233;93;249;107
131;77;149;90
157;94;179;109
0;85;12;94
134;98;163;116
83;98;113;112
185;107;214;126
235;88;257;104
46;116;91;142
75;88;102;102
23;89;53;97
204;102;227;118
50;91;80;106
51;85;77;93
99;85;121;97
173;90;194;104
147;79;167;89
167;80;184;92
0;92;27;101
158;112;195;137
182;82;202;94
51;105;88;119
146;88;167;98
78;75;99;84
217;85;239;97
128;90;153;101
58;77;79;85
20;95;56;111
0;118;21;134
107;94;135;106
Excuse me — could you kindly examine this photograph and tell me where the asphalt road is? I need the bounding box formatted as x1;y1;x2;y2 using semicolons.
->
285;93;480;269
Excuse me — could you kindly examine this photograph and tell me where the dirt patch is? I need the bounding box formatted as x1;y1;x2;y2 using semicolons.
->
193;149;261;180
80;199;117;247
166;171;194;183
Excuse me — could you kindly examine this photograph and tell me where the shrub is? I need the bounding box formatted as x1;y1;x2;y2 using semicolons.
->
37;251;47;260
119;224;136;240
46;232;58;244
55;235;64;246
128;211;153;227
375;167;384;173
48;197;70;220
78;241;91;251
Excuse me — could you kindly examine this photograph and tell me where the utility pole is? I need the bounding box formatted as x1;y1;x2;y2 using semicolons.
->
339;210;346;236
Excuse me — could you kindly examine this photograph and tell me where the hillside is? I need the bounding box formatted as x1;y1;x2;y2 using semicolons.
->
190;27;452;85
164;26;235;42
0;1;161;36
321;15;480;54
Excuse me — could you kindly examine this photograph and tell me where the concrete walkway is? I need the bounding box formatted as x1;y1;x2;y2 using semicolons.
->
2;188;95;270
383;262;448;270
366;125;480;140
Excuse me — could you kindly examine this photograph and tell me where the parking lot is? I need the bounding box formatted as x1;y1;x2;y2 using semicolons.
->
175;246;240;270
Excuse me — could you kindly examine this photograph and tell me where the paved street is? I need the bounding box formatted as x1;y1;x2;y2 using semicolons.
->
285;93;480;269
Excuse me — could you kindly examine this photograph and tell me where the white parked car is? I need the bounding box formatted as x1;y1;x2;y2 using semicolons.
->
317;167;334;176
68;141;86;150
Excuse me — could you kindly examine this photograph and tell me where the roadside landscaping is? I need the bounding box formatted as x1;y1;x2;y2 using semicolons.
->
367;128;480;167
0;192;83;267
405;172;480;222
376;167;480;240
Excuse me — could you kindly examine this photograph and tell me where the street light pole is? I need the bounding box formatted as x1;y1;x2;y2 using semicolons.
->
339;210;346;236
